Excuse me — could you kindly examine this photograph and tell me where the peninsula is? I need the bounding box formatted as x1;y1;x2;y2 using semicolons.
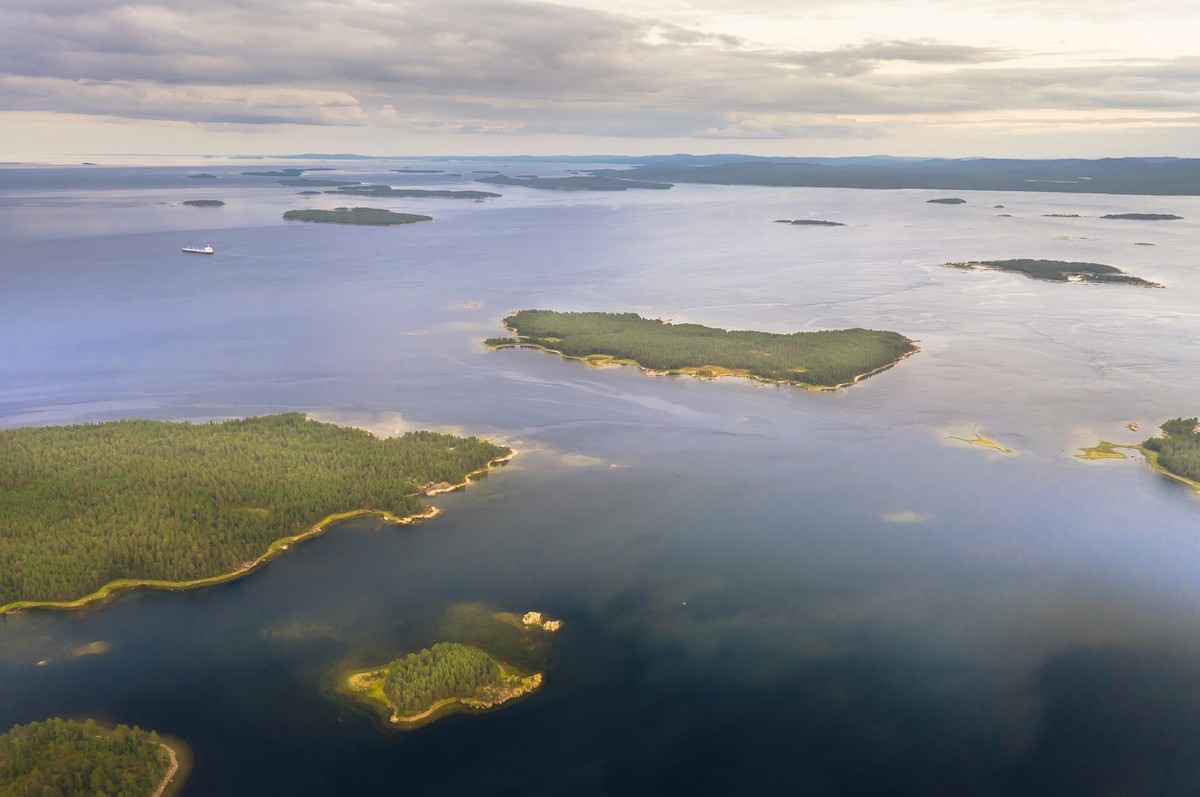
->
485;310;916;389
941;259;1160;287
0;414;511;612
0;718;189;797
282;207;433;226
327;185;500;199
475;174;672;191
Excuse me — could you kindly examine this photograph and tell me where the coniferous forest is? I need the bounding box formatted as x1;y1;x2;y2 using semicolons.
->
0;718;172;797
1143;417;1200;482
381;642;513;716
486;310;916;388
0;414;510;606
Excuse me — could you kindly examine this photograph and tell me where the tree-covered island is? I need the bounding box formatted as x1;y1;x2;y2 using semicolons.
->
339;607;560;730
1076;419;1200;492
342;642;542;729
0;414;512;612
0;718;189;797
774;219;845;226
327;185;500;199
1101;213;1183;221
1142;418;1200;491
475;174;672;191
181;199;224;207
941;259;1161;287
485;310;916;389
282;207;433;226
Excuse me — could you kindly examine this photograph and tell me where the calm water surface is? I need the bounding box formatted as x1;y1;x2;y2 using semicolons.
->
2;162;1200;795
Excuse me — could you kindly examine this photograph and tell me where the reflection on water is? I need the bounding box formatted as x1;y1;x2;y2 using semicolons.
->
3;163;1200;794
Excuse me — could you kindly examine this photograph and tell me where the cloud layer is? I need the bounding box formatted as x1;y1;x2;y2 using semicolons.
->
0;0;1197;148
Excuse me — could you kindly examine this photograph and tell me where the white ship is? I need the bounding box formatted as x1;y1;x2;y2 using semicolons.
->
181;244;214;254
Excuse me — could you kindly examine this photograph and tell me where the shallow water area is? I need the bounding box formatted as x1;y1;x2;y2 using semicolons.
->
3;162;1200;794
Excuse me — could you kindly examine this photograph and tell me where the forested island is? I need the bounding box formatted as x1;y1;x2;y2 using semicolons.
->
941;259;1160;287
1142;418;1200;490
181;199;224;207
327;185;500;199
927;198;966;204
243;168;334;177
0;414;511;611
774;219;844;226
475;175;672;191
343;642;541;729
185;173;215;179
339;605;560;730
485;310;916;389
282;208;433;226
1101;213;1183;221
0;718;188;797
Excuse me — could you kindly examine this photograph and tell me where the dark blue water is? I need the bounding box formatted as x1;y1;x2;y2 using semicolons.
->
3;163;1200;795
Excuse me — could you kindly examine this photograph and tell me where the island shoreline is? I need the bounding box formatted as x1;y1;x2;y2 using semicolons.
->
486;334;919;391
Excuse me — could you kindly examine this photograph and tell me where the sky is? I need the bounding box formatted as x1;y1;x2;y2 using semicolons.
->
1;0;1197;160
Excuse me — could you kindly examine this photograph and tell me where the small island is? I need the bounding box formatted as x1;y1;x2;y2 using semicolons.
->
475;175;672;191
948;429;1014;454
1043;213;1081;217
185;173;216;179
927;198;967;204
1101;213;1183;221
941;259;1160;287
282;207;433;226
328;185;500;199
339;605;560;730
0;414;511;612
773;219;845;226
342;642;542;729
0;718;190;797
181;199;224;207
392;168;444;174
485;310;916;389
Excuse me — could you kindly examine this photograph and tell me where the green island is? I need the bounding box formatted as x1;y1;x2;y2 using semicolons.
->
0;718;190;797
282;207;433;226
475;175;672;191
180;199;224;207
184;173;215;179
927;198;966;204
1076;419;1200;492
1101;213;1182;221
1141;418;1200;491
941;259;1160;287
328;185;500;199
0;414;511;612
773;219;845;226
392;169;444;174
338;605;560;730
484;310;916;389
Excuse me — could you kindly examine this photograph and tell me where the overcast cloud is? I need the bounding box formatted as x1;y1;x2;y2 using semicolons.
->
0;0;1197;156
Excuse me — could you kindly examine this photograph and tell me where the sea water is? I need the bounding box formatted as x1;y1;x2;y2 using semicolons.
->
2;162;1200;794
